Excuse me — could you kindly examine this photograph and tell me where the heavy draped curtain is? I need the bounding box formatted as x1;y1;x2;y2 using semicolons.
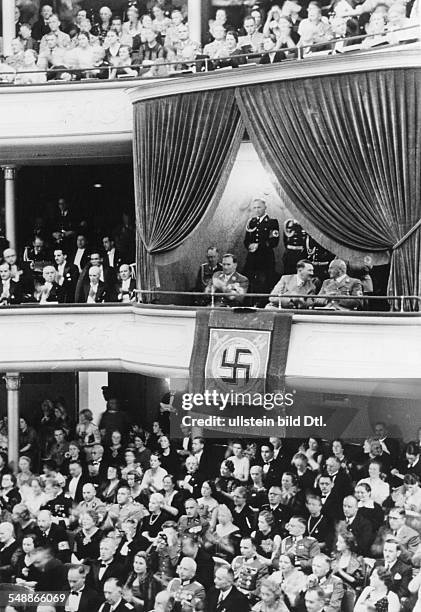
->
133;89;243;292
236;69;421;299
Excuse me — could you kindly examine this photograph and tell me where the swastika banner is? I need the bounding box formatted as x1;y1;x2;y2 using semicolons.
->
187;309;293;437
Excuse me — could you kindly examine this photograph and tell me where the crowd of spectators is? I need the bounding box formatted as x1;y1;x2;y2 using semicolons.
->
0;198;137;304
1;399;421;611
0;0;419;84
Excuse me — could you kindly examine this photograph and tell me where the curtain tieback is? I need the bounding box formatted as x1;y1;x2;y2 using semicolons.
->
392;218;421;250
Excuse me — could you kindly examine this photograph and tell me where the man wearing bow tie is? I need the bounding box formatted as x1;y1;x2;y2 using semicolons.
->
0;262;23;305
65;564;101;612
86;538;125;594
206;566;250;612
243;198;280;305
54;249;79;303
265;260;316;309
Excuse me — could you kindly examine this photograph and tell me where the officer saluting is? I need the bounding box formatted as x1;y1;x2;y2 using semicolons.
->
243;197;280;305
283;219;307;275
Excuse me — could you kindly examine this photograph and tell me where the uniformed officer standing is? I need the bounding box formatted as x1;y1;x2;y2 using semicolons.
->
243;198;280;305
282;219;307;275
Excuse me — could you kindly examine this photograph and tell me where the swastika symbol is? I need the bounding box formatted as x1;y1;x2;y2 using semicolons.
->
220;347;253;384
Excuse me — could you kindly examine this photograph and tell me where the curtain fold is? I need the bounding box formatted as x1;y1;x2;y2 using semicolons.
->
236;69;421;301
133;89;244;292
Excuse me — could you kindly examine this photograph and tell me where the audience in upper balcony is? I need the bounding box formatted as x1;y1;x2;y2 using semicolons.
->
1;0;419;84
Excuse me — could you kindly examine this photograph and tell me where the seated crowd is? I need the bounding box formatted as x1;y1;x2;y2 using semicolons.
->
0;0;419;84
0;198;137;304
1;404;421;611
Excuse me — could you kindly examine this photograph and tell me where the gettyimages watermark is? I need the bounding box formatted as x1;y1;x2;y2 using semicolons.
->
169;382;334;438
181;390;295;411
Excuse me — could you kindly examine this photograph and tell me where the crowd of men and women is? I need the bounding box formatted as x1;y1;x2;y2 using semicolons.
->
0;198;137;304
0;195;388;309
1;393;421;611
0;0;419;84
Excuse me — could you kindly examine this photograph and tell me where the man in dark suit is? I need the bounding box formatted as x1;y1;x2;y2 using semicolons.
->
0;521;22;581
98;577;134;612
304;587;328;612
374;422;401;464
102;235;122;270
34;510;71;563
325;457;354;499
66;564;102;612
114;263;137;303
258;442;282;488
87;537;125;594
89;444;109;485
54;248;80;303
76;252;117;299
374;539;412;598
181;535;215;592
76;266;109;303
206;566;251;612
0;262;23;305
32;546;68;591
36;265;65;304
69;234;90;273
66;460;88;504
191;437;213;479
341;496;374;556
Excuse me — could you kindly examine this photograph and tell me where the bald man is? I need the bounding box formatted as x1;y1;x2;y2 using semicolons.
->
76;266;108;303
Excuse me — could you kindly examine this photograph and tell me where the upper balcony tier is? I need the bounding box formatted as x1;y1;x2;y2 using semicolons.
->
0;47;419;165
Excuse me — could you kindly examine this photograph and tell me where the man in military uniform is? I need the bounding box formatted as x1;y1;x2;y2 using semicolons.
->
195;246;222;292
282;219;307;275
306;235;335;286
98;578;134;612
314;259;364;311
206;254;248;307
307;555;344;612
243;198;280;305
265;260;316;310
232;537;268;603
274;516;320;572
106;485;148;529
167;557;206;611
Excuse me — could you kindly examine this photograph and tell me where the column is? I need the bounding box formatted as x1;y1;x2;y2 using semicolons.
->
1;0;15;58
3;166;17;251
188;0;202;45
4;372;21;472
78;372;108;424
